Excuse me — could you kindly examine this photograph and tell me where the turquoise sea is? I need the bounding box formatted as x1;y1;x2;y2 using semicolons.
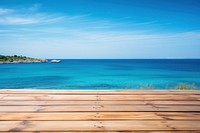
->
0;59;200;90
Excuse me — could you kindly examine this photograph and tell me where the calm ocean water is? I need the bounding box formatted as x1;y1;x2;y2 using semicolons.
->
0;59;200;90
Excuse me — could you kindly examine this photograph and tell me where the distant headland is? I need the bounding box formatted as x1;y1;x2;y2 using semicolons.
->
0;55;48;64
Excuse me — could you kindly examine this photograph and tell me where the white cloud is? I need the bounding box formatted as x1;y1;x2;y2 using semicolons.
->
0;8;13;14
0;5;65;25
0;4;199;58
0;17;39;25
1;25;200;44
0;15;65;25
1;27;200;58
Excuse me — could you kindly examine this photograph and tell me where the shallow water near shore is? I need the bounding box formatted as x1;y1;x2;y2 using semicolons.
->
0;59;200;90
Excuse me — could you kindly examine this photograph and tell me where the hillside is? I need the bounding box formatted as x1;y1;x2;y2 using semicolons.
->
0;55;47;64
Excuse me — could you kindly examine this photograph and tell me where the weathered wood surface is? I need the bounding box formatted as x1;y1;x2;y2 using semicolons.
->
1;132;200;133
0;112;200;120
0;121;200;131
0;100;200;105
0;90;199;132
1;89;200;95
0;94;199;100
0;105;200;112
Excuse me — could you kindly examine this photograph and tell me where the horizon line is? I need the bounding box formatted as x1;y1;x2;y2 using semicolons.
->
46;58;200;59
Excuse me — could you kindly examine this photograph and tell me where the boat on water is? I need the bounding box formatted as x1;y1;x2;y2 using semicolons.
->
50;59;61;63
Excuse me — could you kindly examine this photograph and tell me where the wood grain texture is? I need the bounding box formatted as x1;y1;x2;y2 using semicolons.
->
0;105;200;112
0;100;199;105
1;89;200;95
1;130;200;133
0;90;199;132
0;112;199;120
0;94;199;101
0;121;200;131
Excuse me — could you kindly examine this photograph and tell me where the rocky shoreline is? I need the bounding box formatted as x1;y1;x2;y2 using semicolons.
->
0;60;48;64
0;55;48;64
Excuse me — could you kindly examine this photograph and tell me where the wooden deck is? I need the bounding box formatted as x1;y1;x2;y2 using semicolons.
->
0;90;200;132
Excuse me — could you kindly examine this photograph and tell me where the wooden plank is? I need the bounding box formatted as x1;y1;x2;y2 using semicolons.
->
0;112;199;120
0;90;199;132
1;90;200;95
0;94;199;101
0;130;200;133
1;94;200;98
0;105;200;112
151;100;200;105
0;100;199;105
0;121;200;131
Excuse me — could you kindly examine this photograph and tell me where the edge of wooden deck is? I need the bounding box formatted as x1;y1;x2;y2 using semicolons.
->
0;89;199;132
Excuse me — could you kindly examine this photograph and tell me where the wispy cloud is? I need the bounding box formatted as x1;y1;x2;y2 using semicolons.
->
1;25;200;43
0;15;65;25
0;5;65;25
0;8;13;14
0;16;39;25
1;24;200;58
0;4;158;29
0;3;199;59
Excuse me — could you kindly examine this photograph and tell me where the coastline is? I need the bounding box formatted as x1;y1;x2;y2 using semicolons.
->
0;55;48;64
0;60;48;64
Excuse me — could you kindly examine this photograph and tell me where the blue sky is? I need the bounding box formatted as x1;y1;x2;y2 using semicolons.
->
0;0;200;59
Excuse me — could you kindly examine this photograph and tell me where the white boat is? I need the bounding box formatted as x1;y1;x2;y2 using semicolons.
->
50;59;61;63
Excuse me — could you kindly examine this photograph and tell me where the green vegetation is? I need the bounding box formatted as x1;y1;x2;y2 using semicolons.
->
175;83;196;90
0;55;27;62
0;55;47;63
132;83;196;90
